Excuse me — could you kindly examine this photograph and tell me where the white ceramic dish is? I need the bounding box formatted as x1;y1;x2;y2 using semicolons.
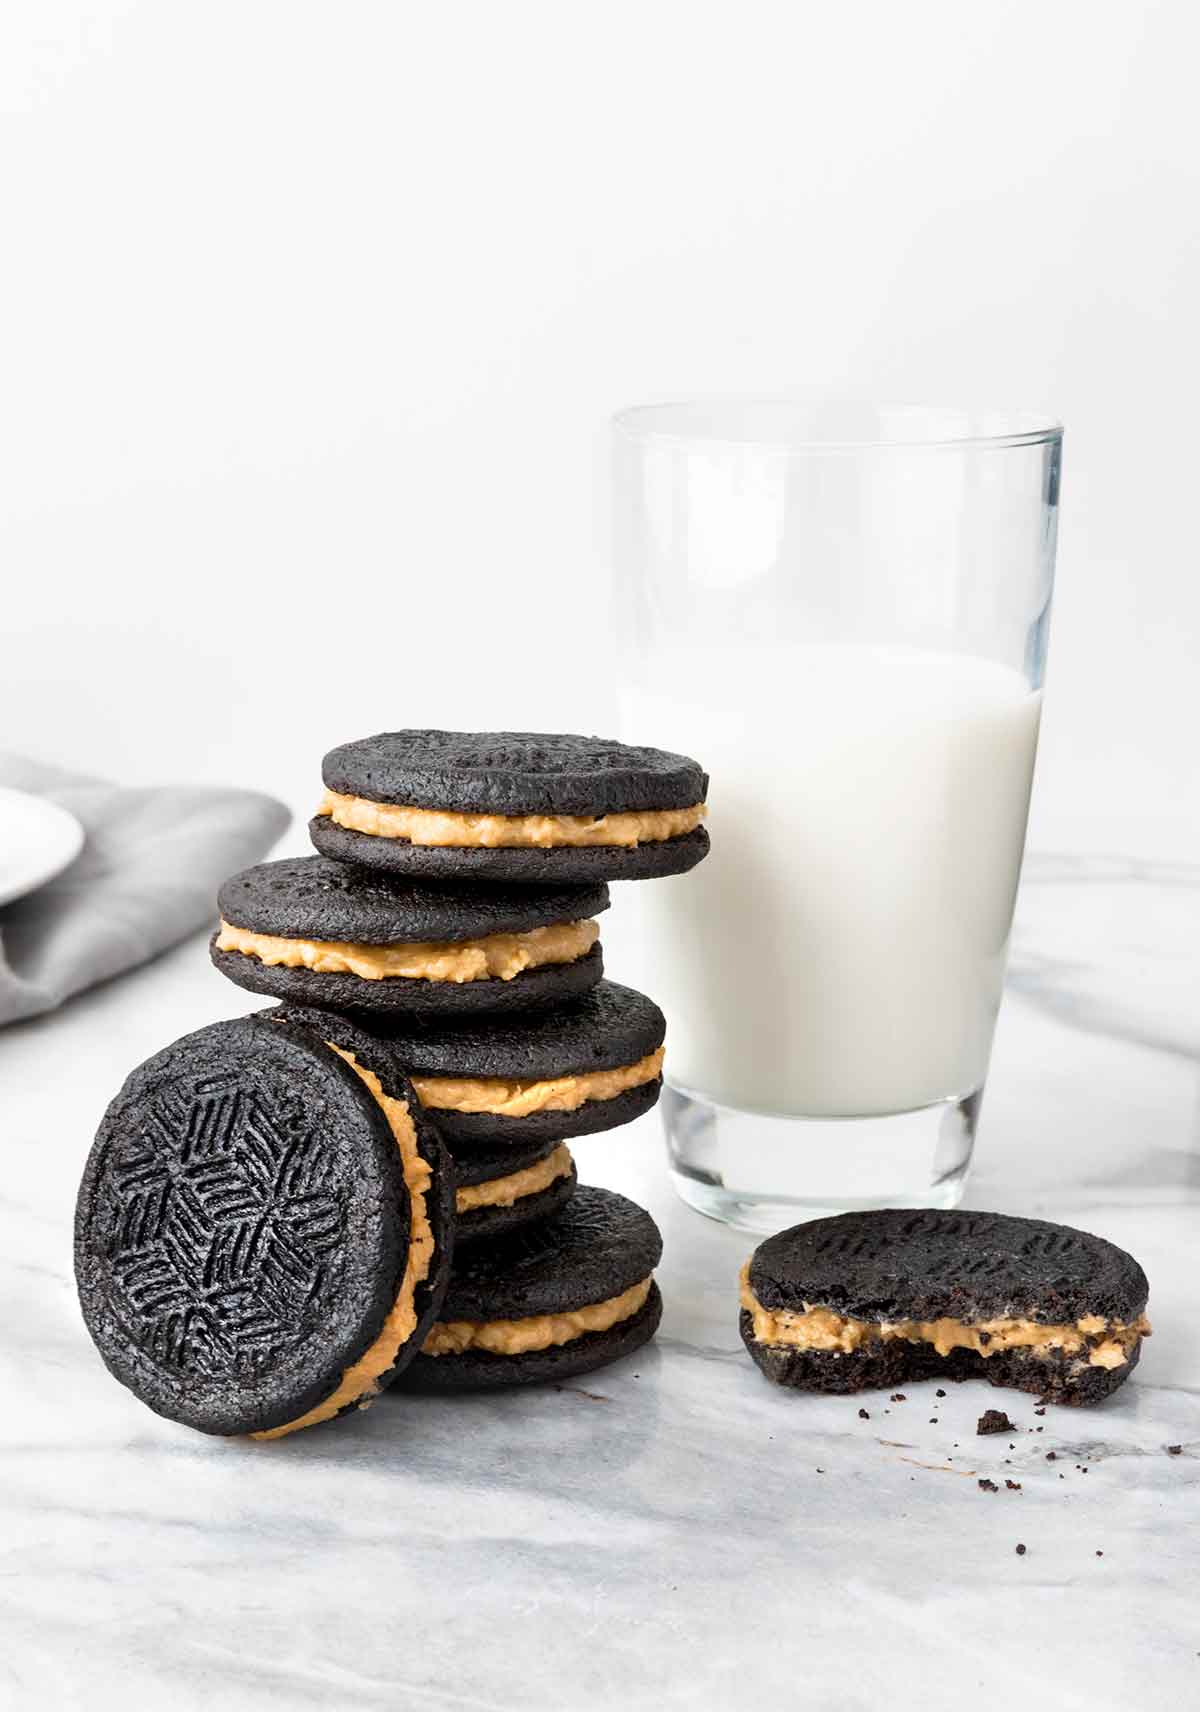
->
0;786;85;908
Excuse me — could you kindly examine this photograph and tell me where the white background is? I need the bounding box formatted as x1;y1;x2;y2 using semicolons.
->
2;0;1197;857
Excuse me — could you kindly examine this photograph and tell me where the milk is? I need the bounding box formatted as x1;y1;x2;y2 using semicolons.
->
617;646;1041;1118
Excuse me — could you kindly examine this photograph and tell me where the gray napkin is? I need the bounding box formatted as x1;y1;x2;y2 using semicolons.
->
0;754;290;1026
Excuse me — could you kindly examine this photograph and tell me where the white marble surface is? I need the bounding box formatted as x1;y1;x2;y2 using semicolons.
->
2;856;1198;1709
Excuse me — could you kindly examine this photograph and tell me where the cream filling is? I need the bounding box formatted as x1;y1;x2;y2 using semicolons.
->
422;1276;652;1357
739;1267;1150;1370
455;1144;573;1212
252;1048;435;1439
215;917;598;984
317;789;706;849
412;1046;665;1118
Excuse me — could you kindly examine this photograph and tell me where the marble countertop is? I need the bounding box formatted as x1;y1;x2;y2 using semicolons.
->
3;855;1198;1709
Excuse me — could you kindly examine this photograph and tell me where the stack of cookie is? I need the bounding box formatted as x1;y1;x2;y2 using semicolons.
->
75;731;709;1437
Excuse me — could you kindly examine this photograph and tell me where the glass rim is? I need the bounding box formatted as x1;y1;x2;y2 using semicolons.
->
612;397;1064;453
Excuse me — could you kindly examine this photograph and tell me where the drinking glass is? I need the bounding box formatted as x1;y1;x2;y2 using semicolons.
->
611;400;1062;1231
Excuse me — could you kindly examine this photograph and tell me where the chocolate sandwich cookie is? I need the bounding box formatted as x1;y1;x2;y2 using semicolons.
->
309;729;709;883
448;1135;578;1243
75;1014;453;1438
211;855;607;1015
356;979;667;1145
267;1003;579;1243
740;1209;1151;1406
399;1185;663;1390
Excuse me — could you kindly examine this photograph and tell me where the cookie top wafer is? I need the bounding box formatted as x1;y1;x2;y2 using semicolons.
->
441;1183;662;1321
322;730;707;815
748;1209;1149;1327
218;856;607;944
359;979;665;1080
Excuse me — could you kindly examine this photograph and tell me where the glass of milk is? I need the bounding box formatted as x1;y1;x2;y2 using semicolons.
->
611;400;1062;1231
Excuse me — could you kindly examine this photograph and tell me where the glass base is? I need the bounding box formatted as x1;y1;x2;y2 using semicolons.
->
661;1082;980;1234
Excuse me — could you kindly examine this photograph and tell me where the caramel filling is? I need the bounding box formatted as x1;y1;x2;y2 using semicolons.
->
215;917;598;984
252;1049;434;1439
412;1046;665;1118
317;789;706;849
422;1276;652;1357
456;1144;573;1212
739;1268;1150;1370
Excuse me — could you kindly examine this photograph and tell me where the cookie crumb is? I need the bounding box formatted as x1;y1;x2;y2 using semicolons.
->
1096;1550;1103;1558
978;1478;999;1493
858;1408;870;1420
890;1393;906;1402
935;1389;946;1398
1005;1479;1022;1491
977;1409;1014;1436
1167;1445;1183;1456
1045;1451;1057;1461
1015;1543;1027;1557
1034;1407;1046;1417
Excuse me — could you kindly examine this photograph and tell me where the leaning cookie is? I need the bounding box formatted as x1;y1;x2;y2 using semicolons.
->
210;855;607;1015
74;1014;453;1438
355;979;666;1145
740;1209;1151;1406
398;1185;663;1390
310;728;709;883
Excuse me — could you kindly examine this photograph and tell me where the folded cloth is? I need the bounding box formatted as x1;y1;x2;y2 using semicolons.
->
0;753;290;1026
